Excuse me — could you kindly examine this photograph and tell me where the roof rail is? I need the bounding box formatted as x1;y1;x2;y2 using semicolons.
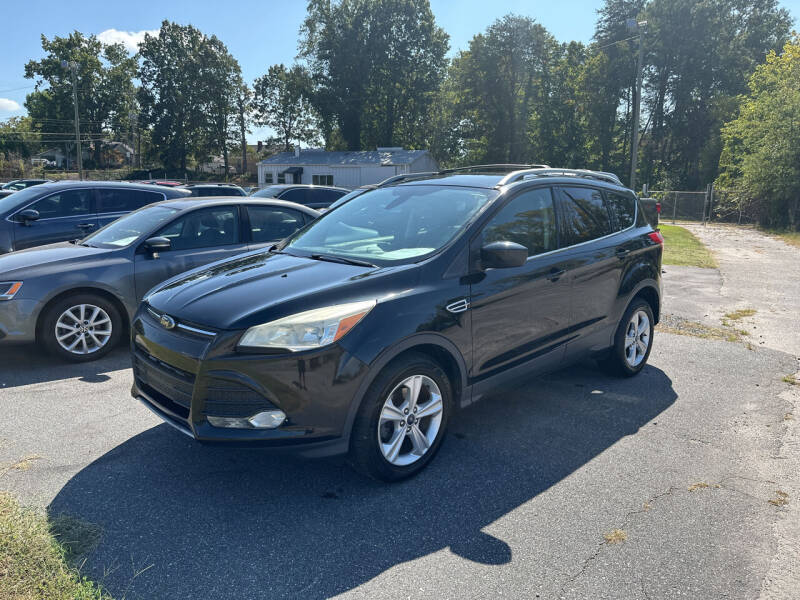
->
439;163;550;175
374;172;439;187
497;168;623;187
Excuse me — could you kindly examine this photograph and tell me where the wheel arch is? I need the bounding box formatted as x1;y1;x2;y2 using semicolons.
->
630;282;661;324
342;333;468;447
36;286;130;342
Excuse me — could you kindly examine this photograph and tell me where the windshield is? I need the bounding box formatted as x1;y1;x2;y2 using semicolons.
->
284;185;495;265
82;205;179;248
326;187;371;212
251;186;286;198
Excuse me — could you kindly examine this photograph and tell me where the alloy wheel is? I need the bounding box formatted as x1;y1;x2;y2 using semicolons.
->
377;374;444;466
624;309;650;367
54;304;113;355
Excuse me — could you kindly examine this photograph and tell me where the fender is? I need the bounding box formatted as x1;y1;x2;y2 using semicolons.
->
339;332;469;446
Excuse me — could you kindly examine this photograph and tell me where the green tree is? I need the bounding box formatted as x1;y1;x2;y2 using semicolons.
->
23;31;137;168
138;21;243;172
252;64;320;152
300;0;448;150
717;36;800;229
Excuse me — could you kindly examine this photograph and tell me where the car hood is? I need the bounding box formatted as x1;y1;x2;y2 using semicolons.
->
0;242;116;278
146;251;411;331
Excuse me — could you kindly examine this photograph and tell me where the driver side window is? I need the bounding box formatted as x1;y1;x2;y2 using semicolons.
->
155;207;240;251
482;188;557;256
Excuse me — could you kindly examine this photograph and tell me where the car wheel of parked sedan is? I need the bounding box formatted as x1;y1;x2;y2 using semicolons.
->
598;298;655;377
40;294;123;362
349;353;452;482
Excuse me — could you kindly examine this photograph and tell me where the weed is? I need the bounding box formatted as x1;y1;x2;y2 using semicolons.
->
604;529;627;544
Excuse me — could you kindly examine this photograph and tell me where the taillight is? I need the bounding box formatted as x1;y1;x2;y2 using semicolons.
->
648;231;664;245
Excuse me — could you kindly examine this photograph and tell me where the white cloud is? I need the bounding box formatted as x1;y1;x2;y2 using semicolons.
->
97;28;157;53
0;98;21;112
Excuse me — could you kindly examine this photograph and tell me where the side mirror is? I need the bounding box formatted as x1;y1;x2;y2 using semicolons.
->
143;236;171;253
17;209;39;225
481;241;528;269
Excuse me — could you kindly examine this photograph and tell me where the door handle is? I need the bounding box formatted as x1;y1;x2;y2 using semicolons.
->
615;248;630;259
77;223;95;230
546;268;566;282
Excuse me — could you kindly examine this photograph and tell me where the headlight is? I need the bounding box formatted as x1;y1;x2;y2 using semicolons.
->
0;282;22;300
238;300;376;351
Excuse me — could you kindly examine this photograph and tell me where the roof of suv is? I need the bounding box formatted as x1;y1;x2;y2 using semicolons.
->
394;168;630;192
258;184;350;193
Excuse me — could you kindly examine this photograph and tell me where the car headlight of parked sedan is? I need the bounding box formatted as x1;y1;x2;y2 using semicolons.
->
237;299;376;351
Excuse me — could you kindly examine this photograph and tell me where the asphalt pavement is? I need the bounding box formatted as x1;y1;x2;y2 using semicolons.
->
0;329;796;599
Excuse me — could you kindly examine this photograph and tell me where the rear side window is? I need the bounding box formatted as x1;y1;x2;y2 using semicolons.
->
482;187;557;256
97;189;163;213
605;191;636;230
279;188;309;205
25;189;94;219
558;187;612;245
247;206;306;242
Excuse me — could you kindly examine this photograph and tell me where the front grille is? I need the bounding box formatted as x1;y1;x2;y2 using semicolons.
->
134;349;195;411
201;376;278;418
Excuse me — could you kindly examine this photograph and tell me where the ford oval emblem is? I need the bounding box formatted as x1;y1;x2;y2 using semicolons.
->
160;314;176;330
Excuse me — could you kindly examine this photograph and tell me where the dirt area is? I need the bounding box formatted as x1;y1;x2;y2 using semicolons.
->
660;222;800;599
662;223;800;357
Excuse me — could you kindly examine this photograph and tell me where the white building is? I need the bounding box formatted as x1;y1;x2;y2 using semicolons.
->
257;147;438;189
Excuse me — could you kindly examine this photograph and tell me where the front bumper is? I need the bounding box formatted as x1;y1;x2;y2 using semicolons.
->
131;308;370;456
0;298;40;343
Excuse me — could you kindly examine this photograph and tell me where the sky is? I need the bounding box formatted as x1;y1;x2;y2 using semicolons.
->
1;0;799;143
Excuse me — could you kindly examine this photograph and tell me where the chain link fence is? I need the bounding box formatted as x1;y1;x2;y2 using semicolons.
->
646;187;755;225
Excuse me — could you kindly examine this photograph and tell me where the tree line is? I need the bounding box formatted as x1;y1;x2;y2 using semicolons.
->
1;0;797;227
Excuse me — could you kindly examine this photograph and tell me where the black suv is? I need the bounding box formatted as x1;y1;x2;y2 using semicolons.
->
132;167;663;481
251;184;349;209
184;183;247;197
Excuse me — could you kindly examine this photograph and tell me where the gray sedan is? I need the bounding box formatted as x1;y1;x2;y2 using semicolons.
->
0;197;318;361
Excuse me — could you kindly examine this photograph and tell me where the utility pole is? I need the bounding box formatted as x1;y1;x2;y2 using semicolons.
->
61;60;83;180
627;19;647;193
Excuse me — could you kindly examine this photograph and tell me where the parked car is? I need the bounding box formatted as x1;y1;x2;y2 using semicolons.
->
0;198;318;361
139;180;184;187
251;184;349;209
132;166;664;481
322;173;441;213
0;181;190;254
0;190;16;200
1;179;51;191
184;183;247;197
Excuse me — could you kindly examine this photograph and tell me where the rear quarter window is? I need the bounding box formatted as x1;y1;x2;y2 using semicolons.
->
605;191;637;230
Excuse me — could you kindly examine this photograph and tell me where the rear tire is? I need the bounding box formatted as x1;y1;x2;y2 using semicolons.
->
598;298;654;377
40;293;123;362
349;353;452;482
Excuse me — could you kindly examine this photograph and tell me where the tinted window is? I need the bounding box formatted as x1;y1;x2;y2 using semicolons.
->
97;188;163;213
156;207;239;251
483;188;557;256
279;188;308;204
605;191;636;230
27;189;93;219
251;186;284;199
558;187;612;245
247;206;305;242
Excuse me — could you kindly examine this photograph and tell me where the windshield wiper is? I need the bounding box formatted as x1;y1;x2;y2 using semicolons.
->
309;253;377;268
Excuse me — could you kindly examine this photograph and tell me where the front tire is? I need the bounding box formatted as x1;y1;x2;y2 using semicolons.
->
40;293;123;362
349;353;452;482
598;299;654;377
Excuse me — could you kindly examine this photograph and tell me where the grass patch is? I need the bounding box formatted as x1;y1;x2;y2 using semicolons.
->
688;482;709;492
603;529;627;544
659;224;718;268
768;490;789;507
723;308;757;322
0;492;108;599
766;230;800;248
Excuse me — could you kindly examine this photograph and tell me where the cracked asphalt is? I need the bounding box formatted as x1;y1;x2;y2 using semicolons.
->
0;224;798;599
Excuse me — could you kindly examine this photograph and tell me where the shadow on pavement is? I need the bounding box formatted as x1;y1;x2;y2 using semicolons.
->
49;362;676;599
0;344;130;388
